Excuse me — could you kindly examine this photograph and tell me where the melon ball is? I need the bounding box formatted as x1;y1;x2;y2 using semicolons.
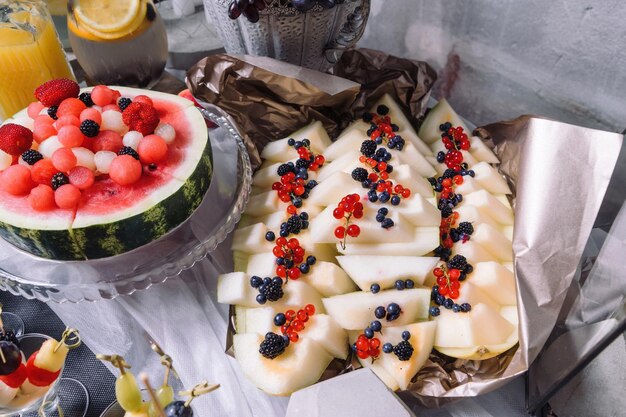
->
54;184;81;209
137;135;168;164
28;102;45;120
155;123;175;144
94;151;116;174
71;147;96;171
0;150;12;172
33;123;57;144
57;125;84;148
109;155;142;185
28;184;56;211
91;86;114;107
80;108;102;125
55;115;81;130
122;131;143;150
101;110;126;134
1;165;34;196
68;166;95;190
38;136;63;159
93;130;123;153
52;148;78;172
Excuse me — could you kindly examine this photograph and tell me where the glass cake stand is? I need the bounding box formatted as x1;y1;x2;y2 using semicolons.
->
0;107;252;303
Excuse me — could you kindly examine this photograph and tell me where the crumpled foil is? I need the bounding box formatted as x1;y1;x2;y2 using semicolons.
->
186;49;623;406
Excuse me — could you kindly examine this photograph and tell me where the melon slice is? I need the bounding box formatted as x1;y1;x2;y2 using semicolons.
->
454;205;500;231
391;142;436;178
362;195;440;228
243;190;280;217
462;190;514;225
260;121;331;163
469;262;517;306
322;288;430;330
337;227;439;257
454;241;497;265
232;223;274;254
469;136;499;164
354;358;400;391
336;255;438;291
233;334;332;396
322;121;370;161
417;98;471;144
472;162;512;195
386;164;435;198
235;306;275;335
471;223;513;262
217;272;324;312
300;260;357;297
306;171;363;207
316;150;361;183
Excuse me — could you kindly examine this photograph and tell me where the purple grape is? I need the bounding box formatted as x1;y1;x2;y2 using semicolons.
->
0;342;21;375
236;0;250;9
251;0;266;11
228;2;242;19
317;0;336;8
243;5;260;23
293;0;316;12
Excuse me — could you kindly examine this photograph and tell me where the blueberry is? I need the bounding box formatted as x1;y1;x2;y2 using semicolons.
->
250;276;262;288
274;313;286;326
402;331;411;341
436;151;445;163
443;298;454;309
306;180;318;189
275;257;285;265
294;141;303;149
376;207;388;216
351;342;357;352
375;137;383;145
391;195;401;206
370;320;382;332
386;312;400;321
364;327;374;339
370;283;381;294
427;177;437;186
387;303;400;315
464;264;473;274
395;280;405;290
363;113;373;122
361;180;372;189
293;198;302;208
256;294;267;304
385;163;393;171
377;105;389;115
285;259;294;268
468;170;475;177
460;303;472;312
405;279;415;289
265;231;275;242
434;183;443;192
374;306;386;319
305;255;316;266
382;343;393;354
379;191;390;203
452;304;461;313
301;220;309;229
375;213;386;223
429;306;441;317
299;212;309;221
299;263;310;274
368;190;378;202
388;140;396;149
456;194;463;203
287;138;295;146
391;124;399;132
381;218;395;229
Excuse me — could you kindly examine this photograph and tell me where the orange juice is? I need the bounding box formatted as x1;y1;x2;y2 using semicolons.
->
0;0;74;121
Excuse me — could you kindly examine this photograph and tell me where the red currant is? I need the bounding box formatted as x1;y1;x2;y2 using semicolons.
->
272;247;284;257
305;304;315;315
287;204;297;214
292;319;305;332
369;338;380;349
433;267;444;277
453;175;464;185
285;310;296;320
401;189;411;198
356;338;369;351
276;266;286;278
314;155;325;165
297;310;308;322
448;269;461;280
436;276;447;287
294;185;305;196
449;289;460;299
347;224;361;237
288;268;301;280
334;226;345;239
356;350;370;359
288;332;299;343
353;210;363;219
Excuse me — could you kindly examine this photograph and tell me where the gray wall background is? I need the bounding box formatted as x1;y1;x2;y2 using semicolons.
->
358;0;625;133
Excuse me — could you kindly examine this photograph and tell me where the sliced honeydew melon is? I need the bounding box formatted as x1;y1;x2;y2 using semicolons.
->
392;142;437;178
323;121;370;161
316;150;361;183
469;136;499;164
503;262;514;273
246;253;280;277
453;282;501;312
300;260;357;297
306;171;363;207
354;357;400;391
418;98;471;144
462;190;514;226
472;162;512;195
337;227;440;257
469;262;517;306
495;194;512;209
471;223;513;262
260;121;331;162
453;241;496;266
336;255;438;291
232;223;274;254
384;164;434;198
322;288;430;330
243;190;280;217
233;334;332;396
233;250;249;272
376;194;440;227
217;272;324;312
235;306;275;335
454;205;500;231
309;205;414;244
502;225;514;241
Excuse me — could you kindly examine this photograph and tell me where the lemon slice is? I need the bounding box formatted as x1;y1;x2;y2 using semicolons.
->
74;0;141;34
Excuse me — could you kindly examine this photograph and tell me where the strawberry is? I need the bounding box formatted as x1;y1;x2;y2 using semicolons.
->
0;123;34;156
122;102;160;135
34;78;80;107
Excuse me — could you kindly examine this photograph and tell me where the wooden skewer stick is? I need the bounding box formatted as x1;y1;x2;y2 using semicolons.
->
179;380;221;407
141;373;168;417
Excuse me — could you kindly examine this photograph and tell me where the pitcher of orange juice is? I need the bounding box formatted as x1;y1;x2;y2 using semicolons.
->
0;0;74;121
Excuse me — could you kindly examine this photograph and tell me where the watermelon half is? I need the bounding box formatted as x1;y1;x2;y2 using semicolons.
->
0;87;212;260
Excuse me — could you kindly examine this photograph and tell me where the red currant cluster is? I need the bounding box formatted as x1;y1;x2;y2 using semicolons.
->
433;266;462;299
272;237;306;280
354;333;381;360
440;123;471;171
295;144;325;172
273;172;308;203
439;211;460;249
274;304;316;343
333;194;363;249
363;105;405;150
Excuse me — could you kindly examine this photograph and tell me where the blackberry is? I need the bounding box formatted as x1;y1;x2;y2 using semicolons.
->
118;97;132;112
80;119;100;137
0;330;19;347
376;105;389;115
47;105;58;120
286;215;302;234
21;149;43;165
78;92;94;107
118;146;140;160
441;206;452;218
447;255;467;271
351;167;368;182
295;158;309;169
51;172;69;190
277;163;293;176
457;222;474;236
393;340;413;361
360;140;377;157
259;332;289;359
258;277;284;302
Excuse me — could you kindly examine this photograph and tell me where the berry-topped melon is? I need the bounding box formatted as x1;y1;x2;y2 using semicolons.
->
0;79;211;260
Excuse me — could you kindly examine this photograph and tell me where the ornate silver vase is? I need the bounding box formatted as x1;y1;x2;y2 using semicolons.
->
203;0;371;71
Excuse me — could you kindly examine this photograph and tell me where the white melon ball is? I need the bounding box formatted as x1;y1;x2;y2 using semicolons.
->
101;110;127;135
123;131;143;150
11;117;34;131
92;105;103;112
0;380;17;406
71;147;96;171
38;136;63;158
38;108;49;116
0;150;12;172
155;123;176;144
94;151;117;174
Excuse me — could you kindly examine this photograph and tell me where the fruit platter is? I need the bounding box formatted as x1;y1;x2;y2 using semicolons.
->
217;93;519;395
0;79;252;302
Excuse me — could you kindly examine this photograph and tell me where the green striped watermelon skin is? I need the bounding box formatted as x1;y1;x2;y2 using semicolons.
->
0;222;82;260
70;139;213;260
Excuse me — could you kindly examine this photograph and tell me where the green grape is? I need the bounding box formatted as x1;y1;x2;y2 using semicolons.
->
148;385;174;417
116;372;143;412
